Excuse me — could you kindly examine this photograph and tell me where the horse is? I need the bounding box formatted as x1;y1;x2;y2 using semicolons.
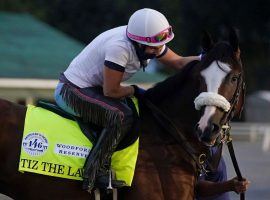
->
0;29;244;200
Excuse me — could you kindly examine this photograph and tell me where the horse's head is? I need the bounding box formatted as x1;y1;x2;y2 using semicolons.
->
194;28;245;146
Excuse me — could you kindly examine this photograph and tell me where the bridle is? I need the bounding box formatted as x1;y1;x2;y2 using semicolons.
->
214;62;245;144
218;59;245;124
195;58;246;200
220;69;246;200
196;59;246;200
143;59;246;200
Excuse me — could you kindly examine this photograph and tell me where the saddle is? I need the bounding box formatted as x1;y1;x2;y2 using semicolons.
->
35;100;140;191
37;101;98;144
37;100;139;152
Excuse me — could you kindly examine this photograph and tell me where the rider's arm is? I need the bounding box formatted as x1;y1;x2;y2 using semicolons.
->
157;47;199;70
103;65;134;98
196;177;250;197
103;45;135;98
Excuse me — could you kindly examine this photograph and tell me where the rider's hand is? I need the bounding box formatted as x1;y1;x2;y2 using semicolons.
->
230;177;250;194
131;85;146;99
198;49;207;61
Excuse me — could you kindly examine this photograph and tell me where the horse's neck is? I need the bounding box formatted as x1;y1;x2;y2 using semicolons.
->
147;79;199;127
141;61;200;141
0;99;26;127
164;82;199;131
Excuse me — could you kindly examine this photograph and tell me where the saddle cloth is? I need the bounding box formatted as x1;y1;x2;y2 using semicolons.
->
19;105;139;186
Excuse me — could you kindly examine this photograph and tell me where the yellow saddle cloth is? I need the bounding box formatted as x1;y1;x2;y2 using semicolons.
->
19;105;139;186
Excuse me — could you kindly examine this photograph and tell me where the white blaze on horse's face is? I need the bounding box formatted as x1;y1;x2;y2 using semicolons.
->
197;61;231;132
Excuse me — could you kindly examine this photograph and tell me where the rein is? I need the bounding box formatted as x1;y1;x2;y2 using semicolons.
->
143;98;208;175
221;124;245;200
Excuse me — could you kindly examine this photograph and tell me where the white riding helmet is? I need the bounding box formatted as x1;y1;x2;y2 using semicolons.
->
127;8;174;47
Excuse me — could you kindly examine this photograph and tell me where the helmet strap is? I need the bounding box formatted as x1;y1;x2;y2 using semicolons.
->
130;40;155;71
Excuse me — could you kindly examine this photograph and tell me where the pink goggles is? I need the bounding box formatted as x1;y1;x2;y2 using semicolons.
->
127;26;173;44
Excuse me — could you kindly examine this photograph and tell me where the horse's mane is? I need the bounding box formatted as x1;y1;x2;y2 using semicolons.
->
145;60;199;104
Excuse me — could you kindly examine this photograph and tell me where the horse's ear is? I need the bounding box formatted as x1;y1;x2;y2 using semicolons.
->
228;27;239;52
201;30;214;53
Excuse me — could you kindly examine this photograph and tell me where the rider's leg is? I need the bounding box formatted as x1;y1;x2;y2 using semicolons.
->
56;83;135;191
54;82;79;116
82;115;133;190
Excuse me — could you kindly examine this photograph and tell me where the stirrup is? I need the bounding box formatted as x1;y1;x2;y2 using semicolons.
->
95;169;127;189
106;170;119;200
93;188;118;200
94;189;101;200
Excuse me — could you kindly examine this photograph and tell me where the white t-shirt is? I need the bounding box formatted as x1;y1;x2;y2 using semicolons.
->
64;26;143;88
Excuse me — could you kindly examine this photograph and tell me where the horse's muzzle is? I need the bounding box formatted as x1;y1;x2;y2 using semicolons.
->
195;122;220;146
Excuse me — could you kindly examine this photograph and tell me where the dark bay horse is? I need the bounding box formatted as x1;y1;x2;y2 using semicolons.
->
0;29;244;200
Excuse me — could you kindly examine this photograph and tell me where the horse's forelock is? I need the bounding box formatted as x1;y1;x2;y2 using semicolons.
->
199;41;240;71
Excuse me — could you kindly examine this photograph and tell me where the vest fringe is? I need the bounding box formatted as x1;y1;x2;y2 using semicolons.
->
60;84;122;130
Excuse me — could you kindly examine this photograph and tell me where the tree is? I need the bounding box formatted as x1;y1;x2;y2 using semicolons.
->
178;0;270;92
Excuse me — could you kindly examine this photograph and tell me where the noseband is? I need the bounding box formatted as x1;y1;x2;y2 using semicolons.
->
194;92;231;112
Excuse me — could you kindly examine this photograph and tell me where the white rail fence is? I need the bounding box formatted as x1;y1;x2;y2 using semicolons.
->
230;122;270;152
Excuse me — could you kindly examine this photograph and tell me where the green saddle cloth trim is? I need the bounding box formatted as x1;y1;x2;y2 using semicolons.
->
19;104;139;186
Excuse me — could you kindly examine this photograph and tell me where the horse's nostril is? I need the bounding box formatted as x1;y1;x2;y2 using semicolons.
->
210;124;215;132
195;123;199;130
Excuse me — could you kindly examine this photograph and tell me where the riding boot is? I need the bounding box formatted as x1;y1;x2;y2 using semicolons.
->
82;125;127;191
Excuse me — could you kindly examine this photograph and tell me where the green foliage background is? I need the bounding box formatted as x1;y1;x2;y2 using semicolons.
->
1;0;270;93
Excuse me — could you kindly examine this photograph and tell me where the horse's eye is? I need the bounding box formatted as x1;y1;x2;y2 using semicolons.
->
231;76;238;83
